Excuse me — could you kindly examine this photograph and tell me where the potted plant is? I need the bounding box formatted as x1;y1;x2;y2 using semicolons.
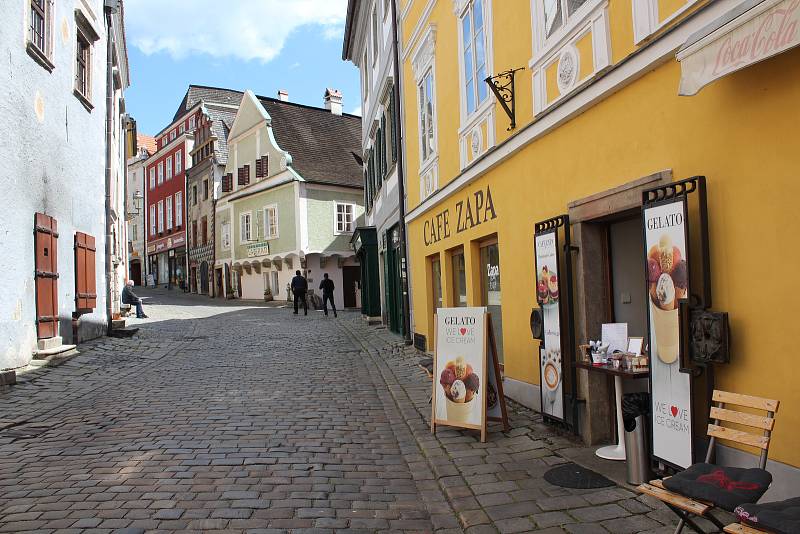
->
264;287;273;302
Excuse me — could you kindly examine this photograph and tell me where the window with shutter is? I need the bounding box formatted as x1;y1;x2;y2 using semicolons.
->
255;157;263;178
74;232;97;311
237;165;250;186
390;92;398;163
222;173;233;192
376;127;383;189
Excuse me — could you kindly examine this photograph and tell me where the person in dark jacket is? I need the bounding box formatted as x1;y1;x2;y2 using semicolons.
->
122;281;148;318
290;270;308;315
319;273;337;317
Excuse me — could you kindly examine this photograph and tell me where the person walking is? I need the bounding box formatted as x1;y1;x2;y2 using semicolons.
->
319;273;337;318
122;280;148;318
291;270;308;315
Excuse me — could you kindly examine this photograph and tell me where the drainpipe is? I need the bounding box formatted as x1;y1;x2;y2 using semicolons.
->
390;0;412;344
104;5;116;335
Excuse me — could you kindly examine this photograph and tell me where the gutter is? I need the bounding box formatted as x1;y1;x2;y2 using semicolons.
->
104;4;116;335
391;0;412;344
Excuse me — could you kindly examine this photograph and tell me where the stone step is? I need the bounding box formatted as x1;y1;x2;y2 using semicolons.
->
110;327;139;338
32;344;78;360
37;336;63;351
112;319;126;329
29;348;79;367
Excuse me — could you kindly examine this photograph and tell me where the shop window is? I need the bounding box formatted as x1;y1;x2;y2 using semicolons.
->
480;239;503;361
451;249;467;307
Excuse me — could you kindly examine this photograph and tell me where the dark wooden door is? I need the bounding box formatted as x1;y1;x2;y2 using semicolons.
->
130;261;142;286
342;266;360;309
34;213;59;339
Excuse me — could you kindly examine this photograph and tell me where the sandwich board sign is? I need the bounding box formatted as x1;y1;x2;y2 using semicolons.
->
432;308;508;442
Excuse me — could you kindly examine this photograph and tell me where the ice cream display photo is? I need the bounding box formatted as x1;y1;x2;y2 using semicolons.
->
440;356;480;422
536;265;559;306
648;231;688;364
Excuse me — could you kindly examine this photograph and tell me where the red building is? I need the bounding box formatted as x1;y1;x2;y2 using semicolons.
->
145;86;247;287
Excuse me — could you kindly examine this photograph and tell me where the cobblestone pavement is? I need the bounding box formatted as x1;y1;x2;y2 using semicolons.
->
0;290;683;533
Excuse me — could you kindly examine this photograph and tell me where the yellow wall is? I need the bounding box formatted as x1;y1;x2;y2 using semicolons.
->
402;1;800;467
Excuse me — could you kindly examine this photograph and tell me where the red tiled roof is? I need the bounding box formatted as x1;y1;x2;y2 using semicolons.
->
137;134;157;155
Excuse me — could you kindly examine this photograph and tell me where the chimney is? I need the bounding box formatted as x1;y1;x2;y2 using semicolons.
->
277;89;289;102
324;88;343;115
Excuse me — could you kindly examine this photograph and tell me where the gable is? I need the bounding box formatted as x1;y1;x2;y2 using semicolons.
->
228;90;271;142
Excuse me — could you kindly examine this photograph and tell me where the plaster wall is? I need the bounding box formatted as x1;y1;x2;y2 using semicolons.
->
305;186;365;253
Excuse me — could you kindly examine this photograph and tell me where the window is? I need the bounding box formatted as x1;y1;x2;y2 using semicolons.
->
149;204;156;236
543;0;588;39
179;124;185;134
189;116;196;130
191;221;197;247
238;165;250;186
131;223;137;242
418;70;436;163
149;168;156;190
221;221;231;249
335;203;354;234
175;150;182;174
371;7;379;66
157;201;164;233
169;130;176;141
460;0;488;116
264;205;278;239
203;179;209;200
28;0;53;66
166;196;173;230
451;250;467;306
74;29;91;102
175;192;183;226
256;155;269;179
240;212;252;242
157;162;164;184
166;156;173;179
222;173;233;192
201;216;208;244
362;51;369;101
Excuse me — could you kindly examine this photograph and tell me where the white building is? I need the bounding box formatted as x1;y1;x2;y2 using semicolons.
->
126;134;155;286
343;0;409;336
0;0;130;372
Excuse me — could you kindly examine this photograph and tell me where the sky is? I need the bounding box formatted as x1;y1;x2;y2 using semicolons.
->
124;0;361;136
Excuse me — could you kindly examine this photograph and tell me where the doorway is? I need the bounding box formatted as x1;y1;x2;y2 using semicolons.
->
480;238;503;362
200;262;209;294
386;243;403;335
609;217;647;339
342;266;360;308
130;261;142;286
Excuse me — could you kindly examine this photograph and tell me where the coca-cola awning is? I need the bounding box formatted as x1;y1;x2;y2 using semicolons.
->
677;0;800;96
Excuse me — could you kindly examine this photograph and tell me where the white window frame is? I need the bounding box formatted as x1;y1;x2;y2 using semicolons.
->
240;212;252;243
157;162;164;184
149;204;156;236
189;116;196;130
221;221;231;250
531;0;603;59
175;192;183;227
362;50;370;104
412;26;438;171
632;0;702;44
149;167;156;190
175;149;182;174
169;129;176;141
456;0;493;122
166;156;173;179
74;25;93;104
157;200;164;233
179;124;185;134
334;202;355;235
263;204;279;239
166;196;173;230
371;7;379;67
417;68;437;166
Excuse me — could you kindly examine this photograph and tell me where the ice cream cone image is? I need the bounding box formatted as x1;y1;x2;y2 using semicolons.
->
651;302;679;364
440;360;479;424
446;396;474;421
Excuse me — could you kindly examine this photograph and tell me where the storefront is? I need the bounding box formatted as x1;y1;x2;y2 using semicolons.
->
146;234;186;288
405;5;800;494
351;227;381;321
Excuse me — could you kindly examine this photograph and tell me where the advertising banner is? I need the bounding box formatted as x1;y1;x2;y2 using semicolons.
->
535;230;564;421
644;199;693;468
433;308;487;433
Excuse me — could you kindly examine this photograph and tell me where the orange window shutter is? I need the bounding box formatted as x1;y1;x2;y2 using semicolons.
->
74;232;97;310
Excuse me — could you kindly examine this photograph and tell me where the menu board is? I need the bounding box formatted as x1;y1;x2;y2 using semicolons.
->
644;199;693;468
535;230;564;421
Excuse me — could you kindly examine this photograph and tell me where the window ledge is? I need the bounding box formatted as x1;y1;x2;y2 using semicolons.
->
73;89;94;112
26;42;54;72
459;98;494;136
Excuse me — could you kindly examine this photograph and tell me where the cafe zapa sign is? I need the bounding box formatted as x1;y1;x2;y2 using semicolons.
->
423;186;497;246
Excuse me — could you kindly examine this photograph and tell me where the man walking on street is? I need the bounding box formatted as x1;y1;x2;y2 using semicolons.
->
291;270;308;315
122;280;148;318
319;273;337;318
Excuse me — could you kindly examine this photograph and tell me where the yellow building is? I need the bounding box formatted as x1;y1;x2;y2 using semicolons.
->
401;0;800;495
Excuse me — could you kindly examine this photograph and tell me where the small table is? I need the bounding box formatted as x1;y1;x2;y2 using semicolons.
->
575;361;649;461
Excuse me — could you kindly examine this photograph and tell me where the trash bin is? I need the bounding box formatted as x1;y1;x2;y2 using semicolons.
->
622;392;651;485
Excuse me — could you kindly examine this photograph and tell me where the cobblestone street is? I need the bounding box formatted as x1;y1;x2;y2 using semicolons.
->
0;290;679;533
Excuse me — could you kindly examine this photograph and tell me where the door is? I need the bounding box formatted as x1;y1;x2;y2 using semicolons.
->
342;266;360;308
34;213;59;339
130;261;142;286
480;239;503;362
216;268;223;298
386;246;404;335
200;262;209;294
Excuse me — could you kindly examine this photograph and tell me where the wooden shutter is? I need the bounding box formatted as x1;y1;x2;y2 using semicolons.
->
74;232;97;311
255;157;263;178
222;173;232;192
237;165;250;186
390;92;398;163
34;213;59;339
261;155;268;178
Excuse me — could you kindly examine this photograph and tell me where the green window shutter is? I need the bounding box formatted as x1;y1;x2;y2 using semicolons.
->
380;116;387;178
390;92;398;163
376;127;383;188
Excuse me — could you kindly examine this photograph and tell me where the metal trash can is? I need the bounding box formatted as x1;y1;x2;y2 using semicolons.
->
622;392;651;485
624;415;650;484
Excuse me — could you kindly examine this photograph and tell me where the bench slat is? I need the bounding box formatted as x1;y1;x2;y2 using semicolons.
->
637;483;710;515
713;391;779;412
707;424;770;450
724;523;774;534
710;407;775;431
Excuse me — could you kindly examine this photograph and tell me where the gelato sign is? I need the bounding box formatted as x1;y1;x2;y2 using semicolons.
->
433;308;488;439
678;0;800;95
534;230;564;422
644;199;693;468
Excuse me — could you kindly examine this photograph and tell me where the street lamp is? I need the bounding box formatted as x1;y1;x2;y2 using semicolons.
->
127;190;144;220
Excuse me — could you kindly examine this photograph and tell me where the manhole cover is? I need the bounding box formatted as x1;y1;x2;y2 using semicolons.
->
544;462;615;489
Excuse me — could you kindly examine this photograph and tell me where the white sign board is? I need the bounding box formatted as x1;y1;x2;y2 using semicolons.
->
644;200;693;468
535;231;564;421
434;308;487;431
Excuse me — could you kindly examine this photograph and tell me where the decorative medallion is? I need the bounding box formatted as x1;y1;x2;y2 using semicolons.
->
556;46;579;95
470;128;482;159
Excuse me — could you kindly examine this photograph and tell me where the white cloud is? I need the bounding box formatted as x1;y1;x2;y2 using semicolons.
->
350;106;362;116
126;0;348;62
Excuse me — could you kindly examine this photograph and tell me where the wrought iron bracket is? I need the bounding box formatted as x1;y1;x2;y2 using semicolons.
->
485;68;524;131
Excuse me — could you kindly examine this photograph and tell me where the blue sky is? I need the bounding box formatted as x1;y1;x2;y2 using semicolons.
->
124;0;360;136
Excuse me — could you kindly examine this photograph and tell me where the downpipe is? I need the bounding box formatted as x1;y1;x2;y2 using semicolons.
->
104;8;114;336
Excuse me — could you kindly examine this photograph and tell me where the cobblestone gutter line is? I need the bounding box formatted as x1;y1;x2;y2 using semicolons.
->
339;318;681;534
